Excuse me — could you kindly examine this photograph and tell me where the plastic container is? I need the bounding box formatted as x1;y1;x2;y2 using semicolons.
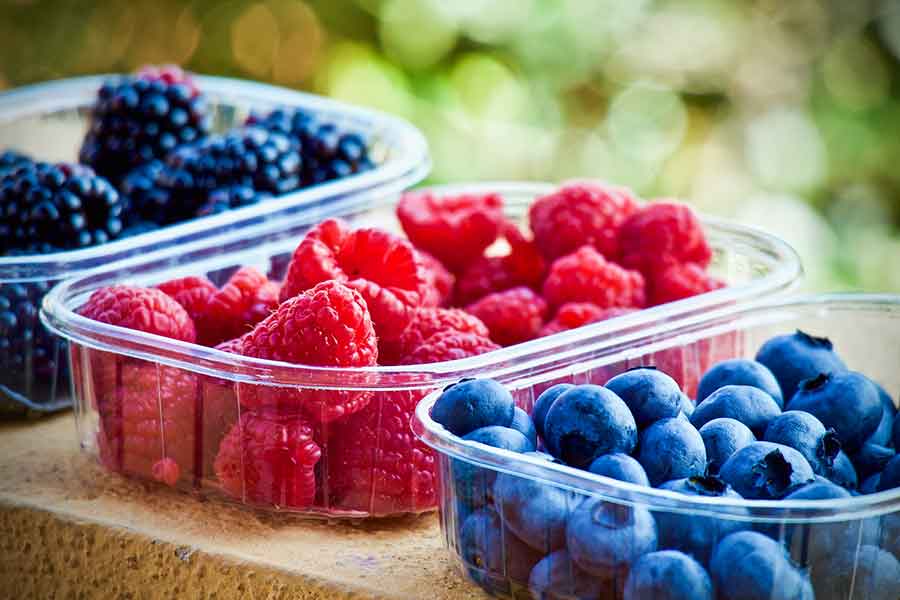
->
413;294;900;600
0;74;429;415
41;182;801;518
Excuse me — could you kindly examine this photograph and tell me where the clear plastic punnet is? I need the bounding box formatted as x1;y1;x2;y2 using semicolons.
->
41;182;801;518
0;75;429;414
413;294;900;600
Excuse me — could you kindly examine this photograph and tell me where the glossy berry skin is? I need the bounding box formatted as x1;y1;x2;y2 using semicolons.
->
623;550;713;600
877;454;900;491
530;383;573;442
787;371;882;452
509;407;537;449
783;480;851;500
543;385;637;469
849;442;895;481
638;417;707;486
699;418;756;475
566;498;658;579
605;367;682;429
493;470;572;552
689;385;782;438
656;476;747;565
528;550;616;600
697;359;783;407
719;442;815;499
458;508;542;596
755;330;847;403
0;149;32;175
865;383;897;447
764;411;841;478
431;378;515;437
588;453;650;486
710;531;814;600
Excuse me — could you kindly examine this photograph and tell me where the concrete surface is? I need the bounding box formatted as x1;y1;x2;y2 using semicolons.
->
0;415;485;599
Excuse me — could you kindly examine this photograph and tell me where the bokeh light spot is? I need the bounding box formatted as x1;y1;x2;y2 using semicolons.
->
607;83;687;164
745;108;826;192
231;3;279;78
379;0;458;71
823;35;890;112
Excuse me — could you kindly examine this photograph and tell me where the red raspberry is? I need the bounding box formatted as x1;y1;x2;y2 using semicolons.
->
80;285;196;342
379;307;489;365
157;276;217;333
239;280;378;422
417;249;455;307
213;336;245;354
279;219;430;341
618;201;712;275
529;181;639;261
397;190;504;273
214;410;321;509
463;286;546;347
203;267;280;345
648;262;725;306
539;304;636;337
542;246;646;310
501;219;547;288
401;331;500;364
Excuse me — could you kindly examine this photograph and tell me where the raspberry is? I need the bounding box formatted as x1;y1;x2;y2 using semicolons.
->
648;262;725;306
465;287;547;347
239;281;378;422
500;219;547;288
397;190;504;273
542;246;646;310
379;307;489;365
213;336;246;354
80;285;196;342
279;219;430;341
157;275;217;335
401;331;500;365
529;181;639;261
618;201;712;275
539;304;636;337
202;267;280;346
417;249;455;307
214;410;321;509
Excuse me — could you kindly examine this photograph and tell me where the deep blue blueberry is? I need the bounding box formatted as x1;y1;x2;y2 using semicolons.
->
783;480;851;500
876;454;900;492
604;367;682;428
528;550;616;600
531;383;574;442
826;450;858;490
866;383;897;448
697;359;783;408
764;411;841;477
458;508;542;595
543;385;637;469
860;472;882;494
453;426;534;507
678;393;695;418
432;378;515;437
588;453;650;486
850;442;896;480
493;469;573;553
808;545;900;600
638;418;707;486
566;498;657;580
623;550;713;600
656;476;747;564
787;371;882;452
710;531;814;600
893;412;900;450
719;442;815;499
755;330;847;402
699;418;756;474
509;407;538;450
689;385;781;437
463;426;534;453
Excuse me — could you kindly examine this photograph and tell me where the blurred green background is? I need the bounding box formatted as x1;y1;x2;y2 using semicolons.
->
2;0;900;291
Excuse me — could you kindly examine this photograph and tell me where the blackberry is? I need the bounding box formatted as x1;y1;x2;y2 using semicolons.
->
247;108;375;186
0;162;125;253
79;66;211;185
0;150;32;176
119;160;172;225
196;184;271;217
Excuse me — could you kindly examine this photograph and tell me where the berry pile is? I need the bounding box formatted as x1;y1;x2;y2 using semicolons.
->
431;330;900;599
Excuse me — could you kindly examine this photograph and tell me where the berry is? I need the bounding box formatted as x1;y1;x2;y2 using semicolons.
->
638;417;707;486
397;190;504;273
378;307;488;366
755;330;847;403
156;275;217;337
605;367;682;429
710;532;814;600
618;201;712;275
1;162;125;253
80;67;211;185
199;266;279;346
588;453;650;486
400;330;499;364
699;418;756;474
528;181;639;261
499;219;547;288
623;551;713;600
894;412;900;450
458;508;543;595
828;451;859;490
279;219;430;341
647;261;724;306
866;383;897;447
118;160;171;225
465;286;547;347
784;479;851;500
539;304;634;337
453;432;531;514
530;383;573;443
877;454;900;492
850;442;895;481
238;281;378;421
509;407;537;449
0;281;61;397
432;378;515;437
464;425;534;453
719;442;815;499
690;385;782;438
542;245;646;309
195;184;271;218
764;411;842;478
529;550;615;600
214;410;321;508
698;358;783;408
566;499;658;579
543;384;637;469
493;469;572;552
79;285;196;342
452;256;522;307
0;149;32;175
213;336;245;354
416;249;454;306
809;545;900;600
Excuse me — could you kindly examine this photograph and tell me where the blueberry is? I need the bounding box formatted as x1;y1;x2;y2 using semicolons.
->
453;426;534;507
543;385;637;469
531;383;574;442
623;550;712;600
588;453;650;486
866;383;897;447
689;385;781;437
809;545;900;600
509;407;537;449
463;425;534;453
710;531;814;600
656;476;748;564
826;450;858;490
893;412;900;449
850;442;895;480
755;330;847;402
876;454;900;491
783;479;851;500
458;508;543;595
566;498;658;580
528;550;616;600
678;392;695;418
638;418;707;486
860;472;881;494
698;359;784;408
432;378;515;436
604;367;682;428
763;411;841;478
787;371;882;452
699;418;756;474
719;441;815;499
493;470;574;553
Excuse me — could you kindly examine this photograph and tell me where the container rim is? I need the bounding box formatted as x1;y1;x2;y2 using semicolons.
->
413;292;900;523
0;74;430;280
